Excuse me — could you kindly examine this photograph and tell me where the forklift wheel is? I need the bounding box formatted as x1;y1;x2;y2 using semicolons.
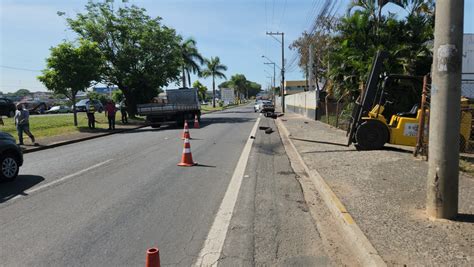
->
355;120;388;150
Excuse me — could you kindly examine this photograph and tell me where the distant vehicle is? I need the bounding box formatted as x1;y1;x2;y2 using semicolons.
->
0;98;16;117
46;105;72;114
22;102;48;115
0;132;23;182
73;99;104;113
254;100;274;113
137;88;201;128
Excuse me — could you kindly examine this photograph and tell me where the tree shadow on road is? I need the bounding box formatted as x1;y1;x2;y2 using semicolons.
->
218;110;254;114
117;127;166;134
0;175;45;204
77;127;111;133
198;117;255;128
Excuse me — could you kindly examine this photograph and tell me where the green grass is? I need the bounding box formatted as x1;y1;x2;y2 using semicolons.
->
201;105;224;113
0;113;142;141
460;158;474;175
201;102;246;113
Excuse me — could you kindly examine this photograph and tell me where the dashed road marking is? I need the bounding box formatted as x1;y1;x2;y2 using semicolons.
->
12;159;113;200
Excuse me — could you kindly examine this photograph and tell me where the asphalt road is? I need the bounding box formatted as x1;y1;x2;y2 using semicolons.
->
0;105;328;266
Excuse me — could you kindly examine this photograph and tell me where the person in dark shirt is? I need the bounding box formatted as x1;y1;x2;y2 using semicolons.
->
105;100;117;130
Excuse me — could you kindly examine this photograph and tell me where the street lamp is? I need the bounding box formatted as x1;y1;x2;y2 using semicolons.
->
262;55;277;102
266;31;285;112
264;62;276;89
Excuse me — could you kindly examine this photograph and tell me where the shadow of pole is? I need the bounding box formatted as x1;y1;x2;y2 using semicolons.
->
454;213;474;223
290;137;349;147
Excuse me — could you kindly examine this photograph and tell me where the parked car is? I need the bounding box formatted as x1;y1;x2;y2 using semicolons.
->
254;100;274;113
0;98;16;117
73;99;103;113
46;105;72;114
254;100;263;112
0;132;23;182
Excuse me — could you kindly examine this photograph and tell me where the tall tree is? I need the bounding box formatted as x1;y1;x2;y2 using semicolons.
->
192;80;208;101
38;39;103;126
201;57;227;108
67;1;182;116
219;74;262;101
180;38;204;88
14;89;31;97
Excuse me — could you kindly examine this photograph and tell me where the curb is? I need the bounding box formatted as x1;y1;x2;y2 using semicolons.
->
275;118;386;267
22;125;147;154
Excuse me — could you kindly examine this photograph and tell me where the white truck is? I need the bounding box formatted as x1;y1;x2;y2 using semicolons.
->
137;88;201;128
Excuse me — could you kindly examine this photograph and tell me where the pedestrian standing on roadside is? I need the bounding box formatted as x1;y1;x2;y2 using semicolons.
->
105;100;116;130
86;100;96;129
120;100;128;124
0;115;4;126
14;103;36;146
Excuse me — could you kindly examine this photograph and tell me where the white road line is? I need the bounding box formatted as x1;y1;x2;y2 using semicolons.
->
194;117;260;266
13;159;113;199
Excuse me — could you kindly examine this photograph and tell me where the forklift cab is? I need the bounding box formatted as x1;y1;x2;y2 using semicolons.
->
348;50;472;151
354;74;424;149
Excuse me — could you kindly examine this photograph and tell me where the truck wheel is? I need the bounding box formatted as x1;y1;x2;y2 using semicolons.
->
355;120;388;150
8;110;15;118
151;124;161;129
0;153;20;182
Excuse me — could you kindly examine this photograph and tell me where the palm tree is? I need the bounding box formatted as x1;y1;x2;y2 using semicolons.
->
201;57;227;108
180;37;204;88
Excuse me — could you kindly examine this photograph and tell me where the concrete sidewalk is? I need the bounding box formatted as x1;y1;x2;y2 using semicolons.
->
278;112;473;266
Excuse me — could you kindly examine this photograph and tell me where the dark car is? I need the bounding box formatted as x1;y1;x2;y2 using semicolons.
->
73;99;104;113
0;98;16;117
256;100;275;113
0;132;23;182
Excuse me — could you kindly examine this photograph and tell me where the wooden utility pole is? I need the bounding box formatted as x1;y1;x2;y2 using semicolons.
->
427;0;464;219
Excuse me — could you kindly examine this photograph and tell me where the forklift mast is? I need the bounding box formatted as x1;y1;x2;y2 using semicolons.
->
347;50;388;146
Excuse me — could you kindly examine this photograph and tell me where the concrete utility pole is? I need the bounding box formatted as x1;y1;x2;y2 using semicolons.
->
308;44;319;120
266;32;285;112
427;0;464;219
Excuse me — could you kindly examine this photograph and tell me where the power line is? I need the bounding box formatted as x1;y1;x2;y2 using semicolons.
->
278;0;288;29
1;65;41;72
271;0;276;30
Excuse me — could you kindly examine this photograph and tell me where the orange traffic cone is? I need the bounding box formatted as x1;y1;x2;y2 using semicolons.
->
178;138;196;166
146;247;160;267
193;114;200;129
182;120;191;139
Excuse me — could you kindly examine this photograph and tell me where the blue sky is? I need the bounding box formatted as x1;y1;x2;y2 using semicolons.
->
1;0;474;93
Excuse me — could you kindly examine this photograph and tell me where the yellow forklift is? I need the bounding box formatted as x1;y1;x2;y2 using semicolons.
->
347;51;471;151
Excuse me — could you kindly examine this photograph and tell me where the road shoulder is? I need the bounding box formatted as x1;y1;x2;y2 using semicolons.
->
219;116;337;266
